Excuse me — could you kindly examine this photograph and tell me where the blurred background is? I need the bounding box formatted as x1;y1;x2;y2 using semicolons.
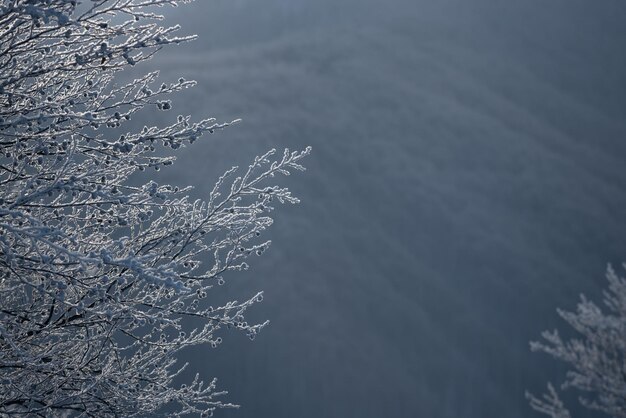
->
131;1;626;417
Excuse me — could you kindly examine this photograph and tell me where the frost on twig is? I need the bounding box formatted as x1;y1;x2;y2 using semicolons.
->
527;265;626;418
0;1;310;416
526;383;572;418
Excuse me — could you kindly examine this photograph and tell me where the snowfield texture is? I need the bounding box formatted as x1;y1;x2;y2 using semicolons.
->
140;0;626;417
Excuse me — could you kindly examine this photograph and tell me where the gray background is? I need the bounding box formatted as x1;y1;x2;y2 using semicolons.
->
132;0;626;417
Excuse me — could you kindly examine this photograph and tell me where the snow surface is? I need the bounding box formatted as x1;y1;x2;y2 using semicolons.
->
128;0;626;416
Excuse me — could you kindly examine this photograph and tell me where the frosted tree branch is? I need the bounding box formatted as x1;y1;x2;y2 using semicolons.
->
0;1;311;416
528;265;626;418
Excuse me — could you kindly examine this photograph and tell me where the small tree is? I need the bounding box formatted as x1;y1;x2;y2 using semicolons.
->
527;265;626;418
0;1;310;416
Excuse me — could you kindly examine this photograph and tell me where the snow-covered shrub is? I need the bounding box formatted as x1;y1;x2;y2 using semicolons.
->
527;266;626;418
0;1;310;416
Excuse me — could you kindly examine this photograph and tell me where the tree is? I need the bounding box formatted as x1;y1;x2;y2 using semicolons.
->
0;1;310;416
527;265;626;418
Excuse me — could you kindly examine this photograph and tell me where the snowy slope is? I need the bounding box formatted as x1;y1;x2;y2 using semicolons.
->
127;1;626;416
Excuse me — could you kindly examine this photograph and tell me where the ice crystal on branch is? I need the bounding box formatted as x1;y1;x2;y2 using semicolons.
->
0;1;310;416
527;265;626;418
